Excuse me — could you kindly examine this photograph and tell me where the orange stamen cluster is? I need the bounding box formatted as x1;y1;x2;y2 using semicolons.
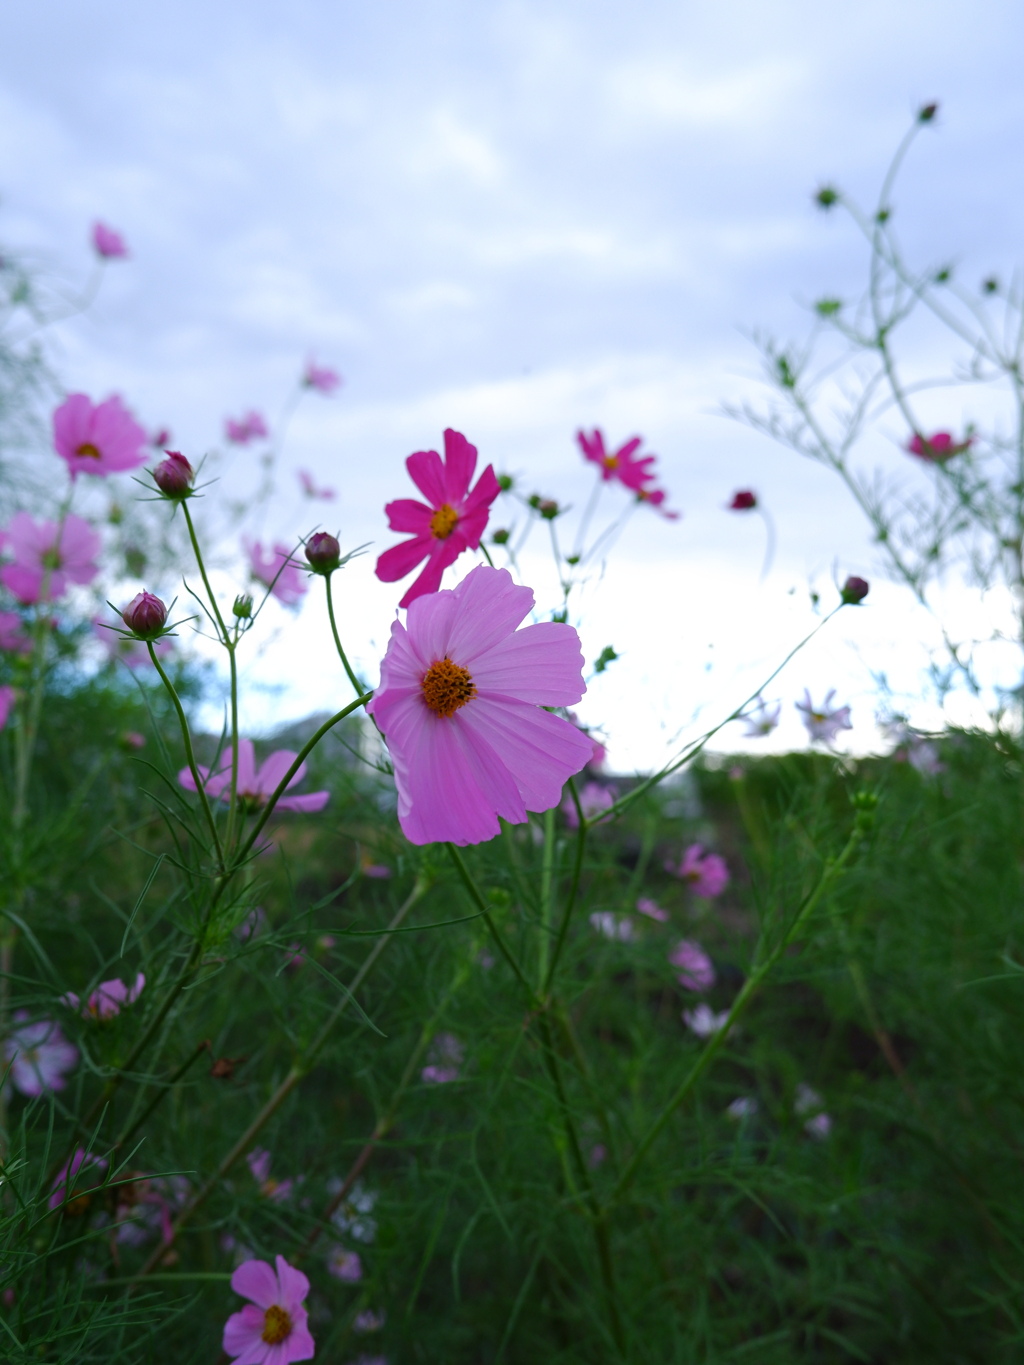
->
429;503;459;539
262;1305;292;1345
421;658;476;717
75;442;102;460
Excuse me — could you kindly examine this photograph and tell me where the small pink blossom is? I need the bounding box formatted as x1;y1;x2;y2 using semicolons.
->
375;428;501;607
588;1144;607;1168
667;844;729;898
796;689;852;744
635;484;680;519
906;430;972;462
726;1096;758;1120
4;1013;78;1096
225;411;269;444
246;1148;294;1202
562;780;615;828
0;685;15;731
297;469;336;500
683;1003;729;1037
179;738;329;813
1;513;101;603
576;429;656;491
353;1310;385;1334
244;540;308;606
636;897;668;922
327;1246;363;1282
302;359;342;394
63;972;145;1021
367;564;592;846
53;394;147;478
223;1255;315;1364
362;863;392;879
0;611;29;653
590;911;634;941
49;1148;108;1211
741;696;780;738
669;940;715;992
421;1032;464;1084
91;221;128;259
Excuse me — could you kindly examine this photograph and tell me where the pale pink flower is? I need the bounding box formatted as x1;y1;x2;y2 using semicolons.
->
368;565;591;845
669;940;715;992
683;1003;729;1037
353;1309;385;1334
327;1246;363;1282
421;1032;463;1084
53;394;147;478
906;430;972;462
590;911;634;941
562;780;615;828
0;685;14;731
1;513;100;603
91;221;128;259
49;1147;108;1211
302;360;342;394
375;429;501;607
636;897;668;922
4;1013;78;1096
576;429;657;491
179;738;329;813
362;864;392;879
742;696;780;738
667;844;729;898
225;411;269;444
0;611;29;653
246;1148;294;1202
297;469;336;500
795;1083;832;1139
223;1256;314;1364
588;1144;607;1168
63;972;145;1021
796;689;852;744
635;484;680;519
245;540;307;606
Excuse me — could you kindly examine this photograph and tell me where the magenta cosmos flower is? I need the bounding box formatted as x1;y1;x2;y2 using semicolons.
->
577;429;656;491
4;1013;78;1096
63;972;145;1021
906;430;972;462
49;1148;108;1211
302;359;342;394
245;540;307;606
179;738;329;813
0;610;29;653
297;468;336;500
375;428;501;608
223;1255;314;1365
669;940;716;992
92;221;128;259
226;411;269;444
0;513;101;604
0;685;15;731
367;564;592;845
668;844;730;898
53;394;147;478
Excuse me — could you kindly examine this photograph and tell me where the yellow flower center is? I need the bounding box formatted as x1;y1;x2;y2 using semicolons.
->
75;442;102;460
262;1305;292;1345
429;503;459;539
601;455;619;470
421;658;476;717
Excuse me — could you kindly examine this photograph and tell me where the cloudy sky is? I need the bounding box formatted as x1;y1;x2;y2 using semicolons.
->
2;0;1023;766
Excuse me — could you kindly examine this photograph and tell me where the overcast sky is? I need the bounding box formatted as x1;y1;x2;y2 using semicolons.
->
2;0;1023;766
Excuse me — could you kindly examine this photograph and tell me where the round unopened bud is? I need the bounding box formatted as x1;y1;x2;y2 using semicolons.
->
840;575;869;605
153;451;194;498
918;102;938;123
497;473;514;492
233;594;253;619
492;528;510;545
122;591;167;640
304;531;341;575
815;185;839;209
538;499;560;520
729;490;757;511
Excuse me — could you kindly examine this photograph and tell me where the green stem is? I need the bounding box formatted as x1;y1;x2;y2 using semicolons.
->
542;784;587;998
537;808;557;989
324;574;365;696
446;844;538;1005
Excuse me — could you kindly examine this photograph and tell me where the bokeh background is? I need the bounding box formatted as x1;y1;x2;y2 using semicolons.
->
2;0;1022;766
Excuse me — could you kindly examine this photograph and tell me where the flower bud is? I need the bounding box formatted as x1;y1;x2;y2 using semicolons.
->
841;575;869;605
815;185;839;209
729;490;757;511
492;528;510;545
497;473;514;492
233;594;253;619
538;499;560;520
304;531;341;575
122;591;167;640
918;102;938;123
153;451;194;499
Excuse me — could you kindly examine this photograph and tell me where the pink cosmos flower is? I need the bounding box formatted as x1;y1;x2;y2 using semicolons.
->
375;428;501;608
421;1032;464;1084
63;972;145;1021
727;1096;758;1120
245;540;308;606
367;564;592;845
247;1148;294;1202
225;411;269;444
92;221;128;259
302;359;342;394
562;780;615;828
297;469;336;500
0;685;15;731
683;1003;729;1037
669;940;716;992
635;484;680;519
223;1255;314;1365
4;1013;78;1096
742;695;780;738
49;1147;108;1211
362;863;392;879
906;431;972;462
53;394;147;478
0;513;100;604
0;611;29;653
796;689;853;743
327;1246;363;1282
729;490;757;511
667;844;729;898
576;429;656;491
179;738;329;813
636;897;668;922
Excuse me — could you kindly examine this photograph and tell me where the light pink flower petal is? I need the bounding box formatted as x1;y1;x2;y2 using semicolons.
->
389;707;507;845
256;750;304;795
231;1258;280;1309
274;1255;311;1313
53;393;92;455
409;565;531;666
276;791;330;812
472;621;586;705
441;428;477;503
405;448;448;506
222;1304;268;1361
458;698;593;812
268;1315;315;1364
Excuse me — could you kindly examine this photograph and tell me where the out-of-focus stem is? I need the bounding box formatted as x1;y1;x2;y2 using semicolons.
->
537;808;556;989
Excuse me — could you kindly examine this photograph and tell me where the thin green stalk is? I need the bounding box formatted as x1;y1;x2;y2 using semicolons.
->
446;844;538;1005
110;1038;212;1155
324;574;365;696
537;808;557;989
542;783;587;998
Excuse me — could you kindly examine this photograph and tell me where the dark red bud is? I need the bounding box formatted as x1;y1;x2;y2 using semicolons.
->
729;490;757;511
122;591;168;639
153;452;194;498
841;575;869;605
304;531;341;574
